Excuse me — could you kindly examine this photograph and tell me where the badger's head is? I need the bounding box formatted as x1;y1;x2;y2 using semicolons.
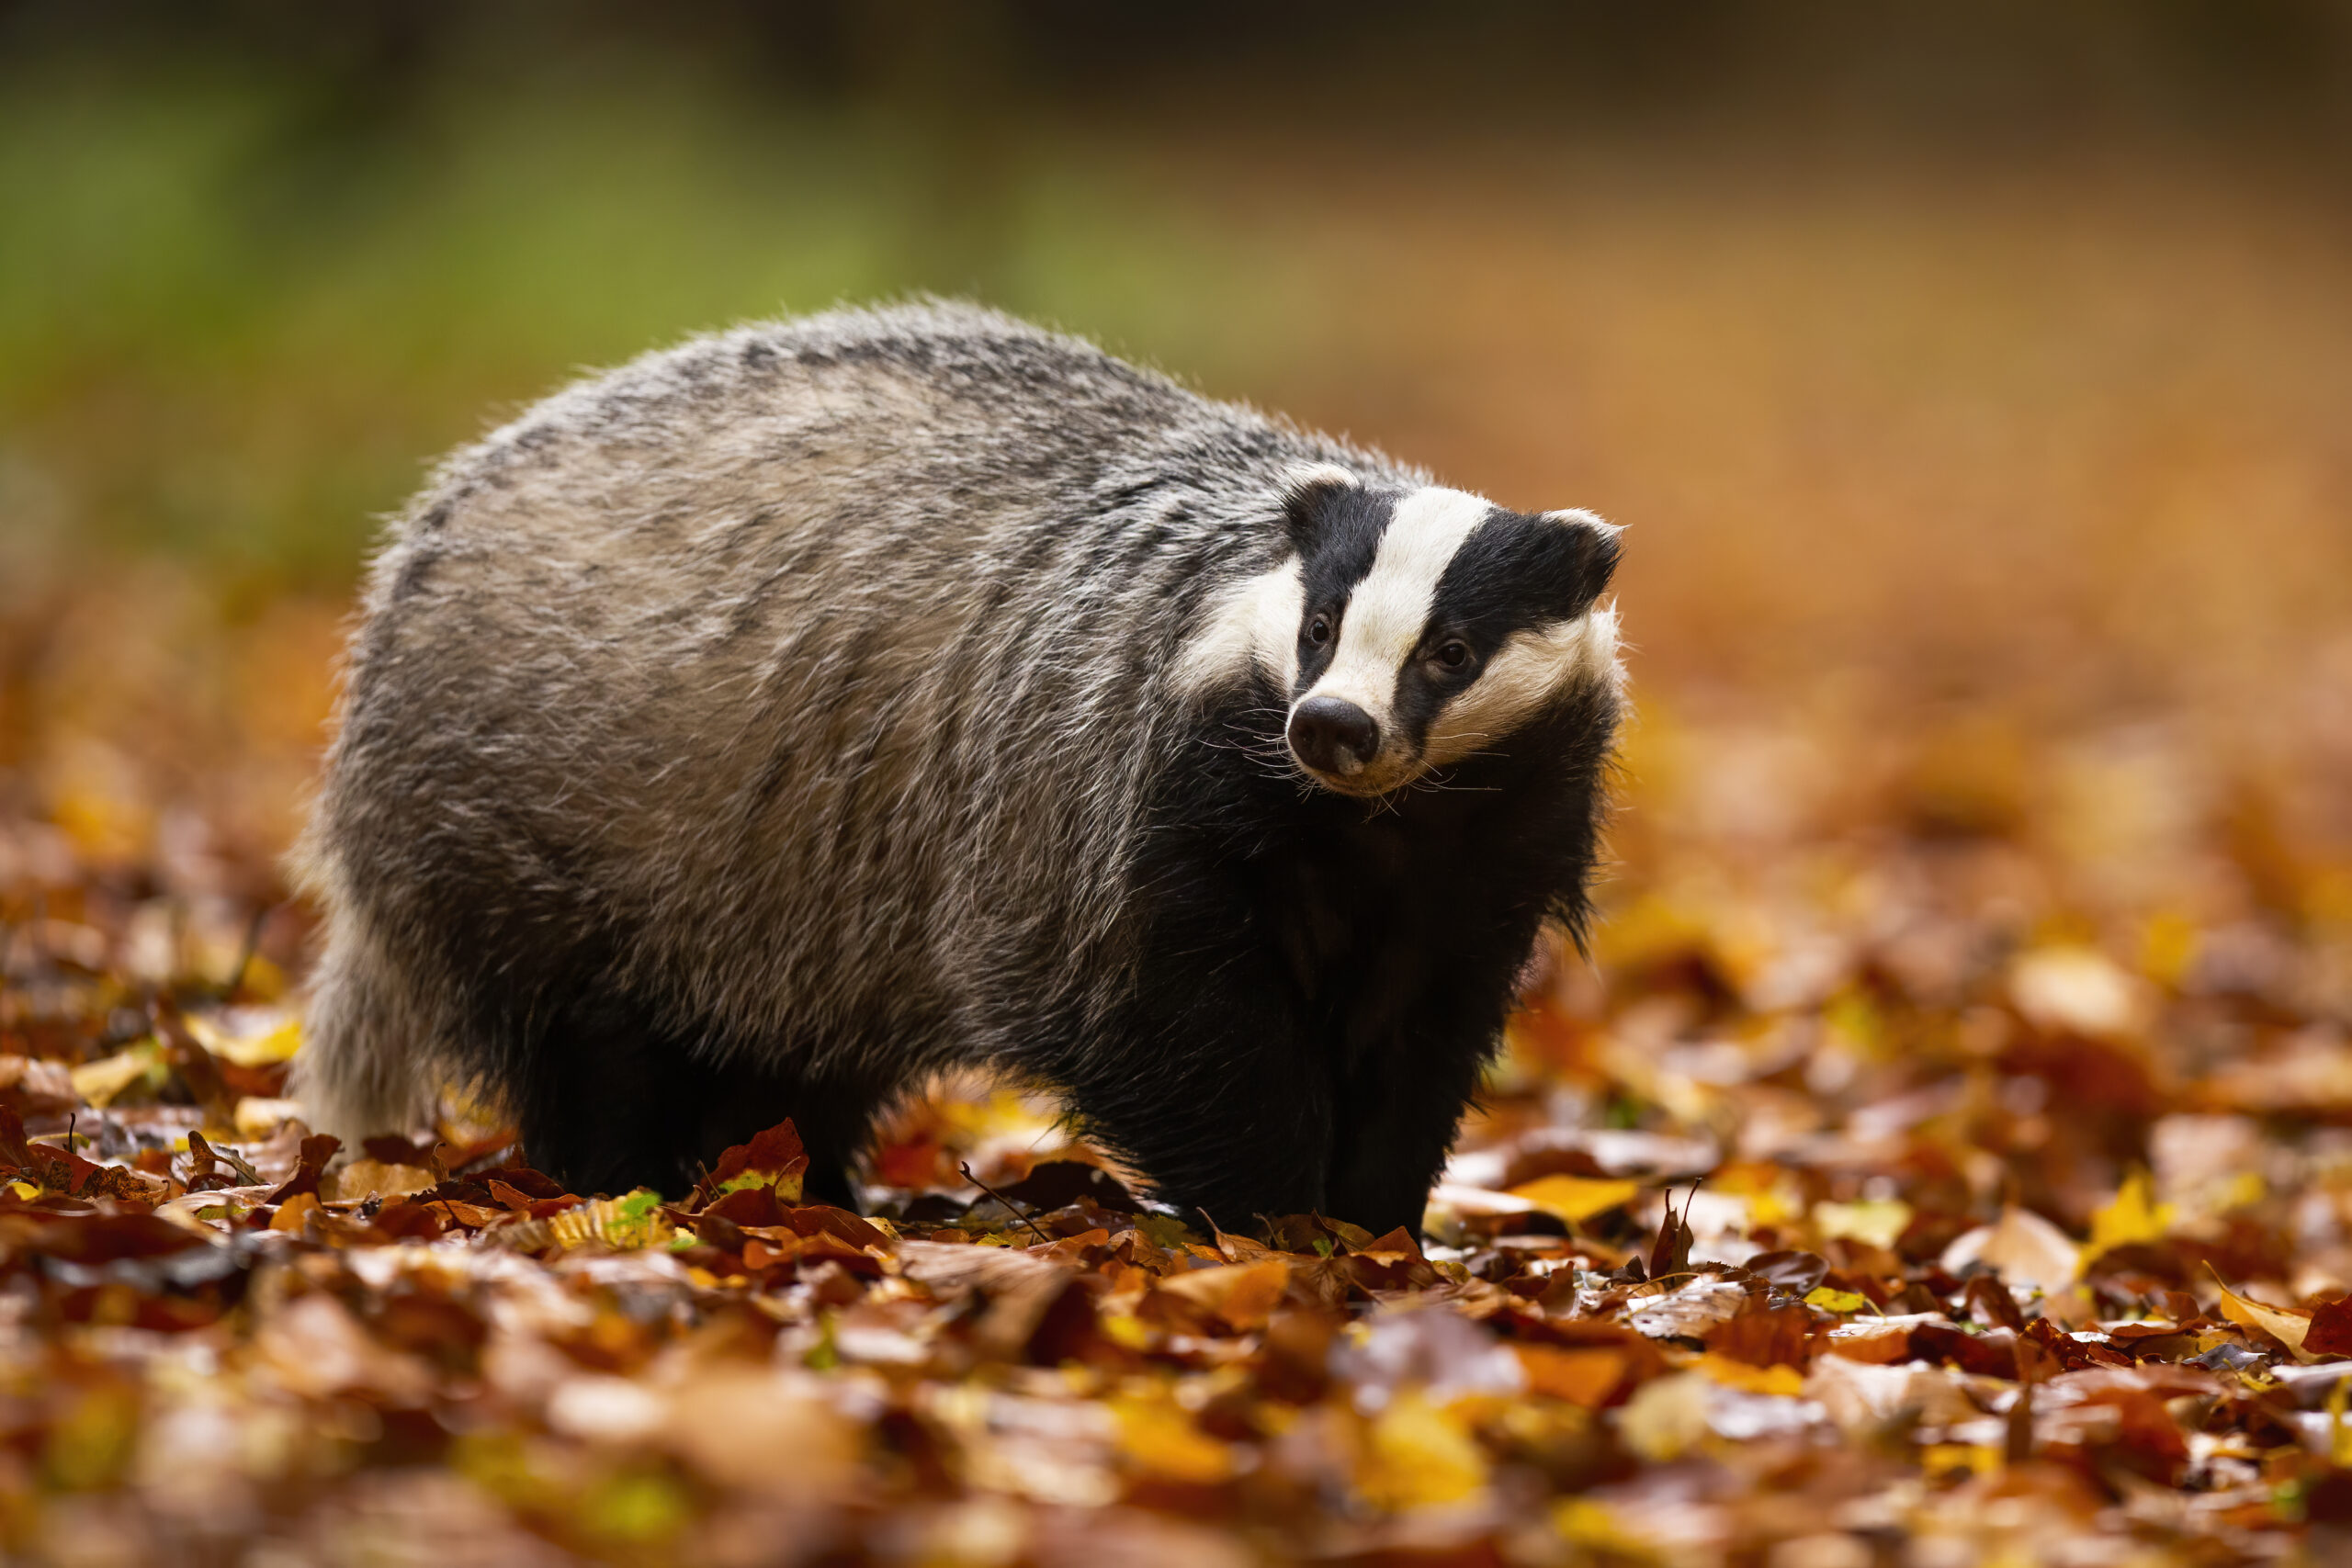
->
1176;465;1623;797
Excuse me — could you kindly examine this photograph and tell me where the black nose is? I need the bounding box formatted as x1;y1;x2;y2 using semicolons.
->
1288;696;1381;774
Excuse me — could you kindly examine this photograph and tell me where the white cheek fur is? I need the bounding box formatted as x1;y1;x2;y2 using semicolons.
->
1421;604;1622;768
1170;557;1304;701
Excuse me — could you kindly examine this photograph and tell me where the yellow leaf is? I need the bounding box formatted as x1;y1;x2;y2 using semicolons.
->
1356;1390;1487;1510
1553;1498;1643;1552
2085;1168;2175;1261
1804;1287;1869;1314
1921;1442;2001;1479
549;1190;674;1251
1113;1394;1235;1485
182;1011;304;1067
1812;1198;1913;1250
268;1193;321;1234
581;1469;691;1545
2212;1170;2267;1213
1616;1371;1711;1462
1693;1353;1805;1397
69;1041;170;1109
1508;1174;1642;1224
2207;1266;2316;1364
1099;1314;1152;1351
2332;1375;2352;1467
2140;911;2199;987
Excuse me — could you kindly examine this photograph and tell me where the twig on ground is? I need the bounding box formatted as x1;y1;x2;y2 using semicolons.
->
959;1160;1051;1245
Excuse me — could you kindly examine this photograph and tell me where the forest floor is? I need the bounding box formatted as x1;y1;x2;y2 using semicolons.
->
2;583;2351;1567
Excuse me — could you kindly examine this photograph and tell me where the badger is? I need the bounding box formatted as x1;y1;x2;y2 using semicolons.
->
291;301;1623;1236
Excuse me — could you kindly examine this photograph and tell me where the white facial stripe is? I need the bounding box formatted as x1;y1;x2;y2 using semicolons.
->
1422;604;1623;768
1544;507;1623;541
1302;486;1493;727
1170;556;1304;701
1282;460;1361;495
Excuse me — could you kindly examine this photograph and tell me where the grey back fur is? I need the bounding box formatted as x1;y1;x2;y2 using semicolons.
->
292;300;1419;1144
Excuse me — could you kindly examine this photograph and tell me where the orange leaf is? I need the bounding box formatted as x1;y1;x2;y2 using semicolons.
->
1157;1258;1291;1331
1514;1344;1629;1407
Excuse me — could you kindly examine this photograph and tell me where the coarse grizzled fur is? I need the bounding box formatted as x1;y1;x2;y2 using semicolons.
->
292;300;1623;1235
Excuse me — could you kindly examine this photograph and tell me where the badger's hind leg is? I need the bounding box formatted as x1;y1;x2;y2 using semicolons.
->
291;909;444;1153
515;987;876;1206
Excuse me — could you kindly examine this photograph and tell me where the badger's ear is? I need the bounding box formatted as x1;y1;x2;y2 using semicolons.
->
1541;508;1624;610
1277;463;1359;557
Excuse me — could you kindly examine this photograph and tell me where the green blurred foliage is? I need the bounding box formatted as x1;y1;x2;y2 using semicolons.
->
0;45;1343;582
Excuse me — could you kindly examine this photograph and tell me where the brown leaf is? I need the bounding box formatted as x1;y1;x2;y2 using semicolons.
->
1514;1344;1631;1406
1704;1303;1817;1369
0;1055;76;1119
2303;1292;2352;1358
1647;1187;1696;1278
1156;1258;1291;1331
691;1119;808;1208
263;1134;341;1204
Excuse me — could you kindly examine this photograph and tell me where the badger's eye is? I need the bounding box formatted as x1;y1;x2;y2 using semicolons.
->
1436;640;1472;670
1306;615;1331;647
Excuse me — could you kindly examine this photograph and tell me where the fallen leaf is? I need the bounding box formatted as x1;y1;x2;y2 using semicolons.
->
268;1192;321;1233
333;1157;437;1201
550;1189;675;1250
2207;1266;2317;1363
1355;1390;1487;1509
1513;1344;1629;1407
2085;1168;2175;1261
1616;1371;1712;1461
1509;1174;1642;1224
68;1041;170;1108
1812;1198;1913;1250
2011;947;2148;1038
1624;1274;1754;1338
1113;1393;1236;1484
1941;1206;2081;1294
2305;1294;2352;1358
694;1120;809;1207
1155;1258;1290;1331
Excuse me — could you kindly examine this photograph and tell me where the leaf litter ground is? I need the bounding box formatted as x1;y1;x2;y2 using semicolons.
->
4;694;2352;1566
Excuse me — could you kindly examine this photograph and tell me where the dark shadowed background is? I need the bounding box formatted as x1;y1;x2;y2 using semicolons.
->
3;0;2348;921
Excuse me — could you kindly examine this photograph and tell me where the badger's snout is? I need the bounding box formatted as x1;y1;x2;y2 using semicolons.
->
1288;696;1381;777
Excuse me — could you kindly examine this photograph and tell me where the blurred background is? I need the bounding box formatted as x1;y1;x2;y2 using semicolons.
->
9;17;2352;1553
2;3;2349;1139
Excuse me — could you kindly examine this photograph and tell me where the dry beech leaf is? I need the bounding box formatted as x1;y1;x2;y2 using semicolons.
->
2207;1267;2317;1363
1112;1393;1237;1484
331;1157;436;1201
1942;1206;2082;1294
1155;1258;1290;1331
1509;1174;1643;1224
1624;1274;1755;1338
1513;1344;1630;1407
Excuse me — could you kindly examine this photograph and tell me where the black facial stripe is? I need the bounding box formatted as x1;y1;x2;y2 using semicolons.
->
1430;511;1619;649
1375;509;1617;758
1289;486;1396;696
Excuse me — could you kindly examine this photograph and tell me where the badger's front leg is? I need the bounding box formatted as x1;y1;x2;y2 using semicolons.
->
1053;950;1336;1233
1323;1017;1494;1240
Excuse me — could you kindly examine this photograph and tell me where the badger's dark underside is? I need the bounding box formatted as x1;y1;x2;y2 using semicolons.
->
471;677;1614;1238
